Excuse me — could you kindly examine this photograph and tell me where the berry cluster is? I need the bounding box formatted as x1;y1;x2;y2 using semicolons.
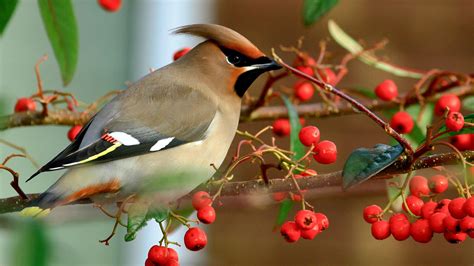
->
145;191;215;265
376;81;471;141
146;246;179;266
271;125;337;202
363;174;474;244
280;210;329;242
286;54;337;102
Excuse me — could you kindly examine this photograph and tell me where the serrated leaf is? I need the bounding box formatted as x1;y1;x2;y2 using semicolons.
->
0;0;18;36
342;144;404;189
303;0;338;26
12;219;50;266
463;96;474;111
328;20;423;79
38;0;78;86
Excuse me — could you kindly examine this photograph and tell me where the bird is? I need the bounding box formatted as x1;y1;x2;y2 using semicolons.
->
21;24;281;216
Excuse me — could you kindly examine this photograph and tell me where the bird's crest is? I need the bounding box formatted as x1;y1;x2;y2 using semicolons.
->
173;24;264;59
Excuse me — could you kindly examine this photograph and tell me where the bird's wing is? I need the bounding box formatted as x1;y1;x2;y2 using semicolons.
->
27;80;217;181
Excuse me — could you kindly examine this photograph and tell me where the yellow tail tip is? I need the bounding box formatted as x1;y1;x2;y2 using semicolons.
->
19;207;51;218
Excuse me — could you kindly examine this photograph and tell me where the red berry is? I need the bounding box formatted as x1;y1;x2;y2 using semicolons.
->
390;219;410;241
429;212;447;233
460;216;474;233
184;227;207;251
166;259;180;266
390;111;414;134
98;0;121;12
428;175;448;194
280;221;301;243
197;206;216;224
145;258;155;266
450;134;473;151
421;201;437;219
435;94;461;116
301;169;317;176
272;119;291;137
435;199;451;214
14;97;36;113
272;192;287;202
290;193;302;202
191;191;212;210
410;219;433;243
318;68;337;85
300;224;321;240
403;195;424;216
449;197;467;219
375;80;398;101
294;81;314;101
363;205;382;224
445;112;464;131
314;213;329;230
296;65;314;76
409;175;430;197
294;210;318;230
464;197;474;217
444;231;467;244
371;220;391;240
148;245;169;265
443;215;460;232
166;248;178;262
67;125;82;141
173;48;191;61
298;126;320;147
313;140;337;164
389;213;408;224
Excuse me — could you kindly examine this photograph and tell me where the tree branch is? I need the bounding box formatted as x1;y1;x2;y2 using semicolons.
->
1;86;471;130
1;151;471;215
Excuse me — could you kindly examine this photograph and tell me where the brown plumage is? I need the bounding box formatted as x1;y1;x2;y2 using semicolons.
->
173;24;264;59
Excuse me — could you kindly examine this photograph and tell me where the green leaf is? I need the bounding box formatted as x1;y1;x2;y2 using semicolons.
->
303;0;338;26
125;201;170;242
328;20;423;79
38;0;78;86
0;0;18;36
352;86;377;99
342;144;404;189
463;96;474;111
281;95;305;160
12;219;50;266
275;199;293;227
273;96;306;227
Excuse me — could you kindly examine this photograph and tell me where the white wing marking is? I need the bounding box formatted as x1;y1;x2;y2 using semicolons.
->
109;132;140;146
150;137;175;151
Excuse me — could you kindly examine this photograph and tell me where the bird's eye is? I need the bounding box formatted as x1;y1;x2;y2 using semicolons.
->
227;54;242;65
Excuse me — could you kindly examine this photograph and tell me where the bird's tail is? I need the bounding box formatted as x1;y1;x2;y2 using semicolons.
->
19;192;61;218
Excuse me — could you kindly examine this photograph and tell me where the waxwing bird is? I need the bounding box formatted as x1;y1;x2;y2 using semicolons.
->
21;24;281;215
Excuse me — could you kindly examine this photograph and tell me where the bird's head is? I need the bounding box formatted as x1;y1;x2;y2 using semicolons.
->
173;24;281;98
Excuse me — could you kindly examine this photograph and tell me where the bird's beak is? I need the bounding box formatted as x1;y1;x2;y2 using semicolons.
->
253;58;282;71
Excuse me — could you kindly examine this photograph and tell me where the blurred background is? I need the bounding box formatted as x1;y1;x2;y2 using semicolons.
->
0;0;473;265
